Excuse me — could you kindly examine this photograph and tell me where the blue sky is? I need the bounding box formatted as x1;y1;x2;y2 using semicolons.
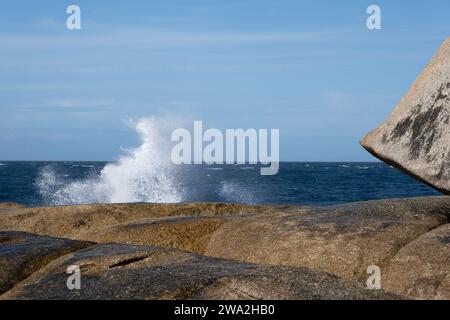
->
0;0;449;161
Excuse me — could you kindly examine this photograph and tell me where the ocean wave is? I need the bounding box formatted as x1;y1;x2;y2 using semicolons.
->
36;118;181;205
219;181;255;204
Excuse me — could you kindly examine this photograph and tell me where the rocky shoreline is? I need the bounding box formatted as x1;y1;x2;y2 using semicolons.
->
1;197;449;300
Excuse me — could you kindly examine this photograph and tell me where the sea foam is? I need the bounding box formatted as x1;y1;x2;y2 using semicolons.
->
36;118;181;205
219;181;255;204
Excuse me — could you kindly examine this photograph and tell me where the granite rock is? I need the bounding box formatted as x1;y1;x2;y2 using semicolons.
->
1;198;450;299
383;223;450;299
361;38;450;193
0;241;400;300
0;231;92;294
205;197;450;282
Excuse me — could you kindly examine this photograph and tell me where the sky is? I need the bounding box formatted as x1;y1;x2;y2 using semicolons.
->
0;0;449;161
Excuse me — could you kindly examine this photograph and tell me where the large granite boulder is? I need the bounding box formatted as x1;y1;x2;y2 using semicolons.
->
361;37;450;193
0;241;399;300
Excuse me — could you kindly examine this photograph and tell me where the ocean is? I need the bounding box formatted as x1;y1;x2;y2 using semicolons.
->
0;161;440;206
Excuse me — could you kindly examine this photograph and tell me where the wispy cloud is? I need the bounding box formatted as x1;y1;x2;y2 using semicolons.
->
0;25;336;51
3;98;117;112
44;98;116;108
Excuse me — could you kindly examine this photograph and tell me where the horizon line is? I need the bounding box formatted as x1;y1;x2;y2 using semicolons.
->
0;160;382;163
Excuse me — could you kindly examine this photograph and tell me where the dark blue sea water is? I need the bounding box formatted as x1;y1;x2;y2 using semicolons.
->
0;161;440;206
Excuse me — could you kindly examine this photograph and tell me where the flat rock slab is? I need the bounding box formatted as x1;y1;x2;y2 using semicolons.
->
384;223;450;299
0;203;22;214
0;231;92;294
361;37;450;193
205;197;450;283
0;241;399;300
0;202;293;256
0;202;276;239
75;215;231;255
